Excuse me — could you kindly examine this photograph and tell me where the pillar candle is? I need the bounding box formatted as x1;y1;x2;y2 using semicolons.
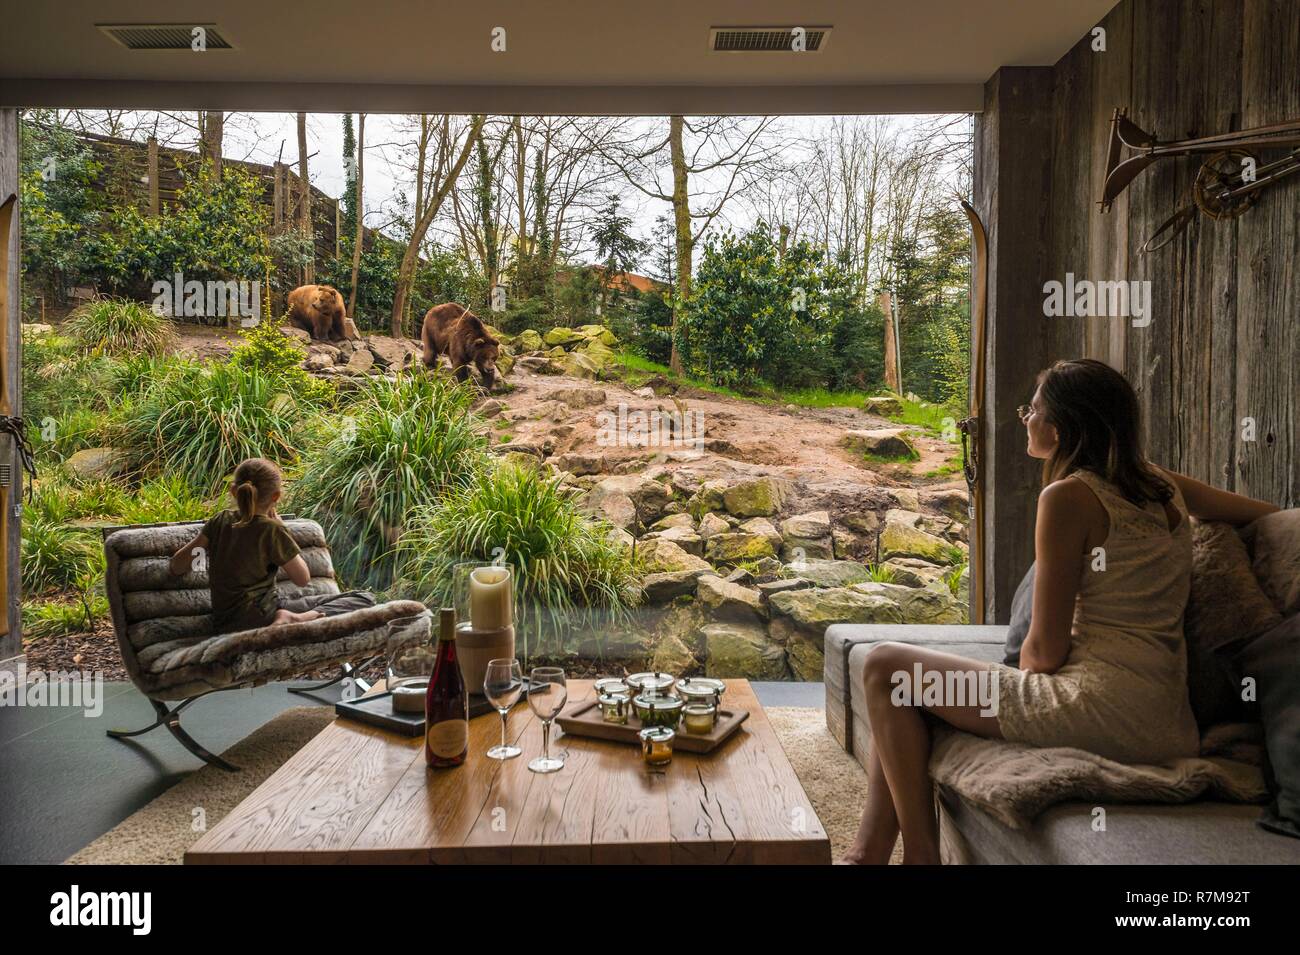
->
469;566;512;631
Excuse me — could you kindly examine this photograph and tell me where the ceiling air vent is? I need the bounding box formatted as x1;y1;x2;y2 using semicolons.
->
98;24;233;51
710;26;831;52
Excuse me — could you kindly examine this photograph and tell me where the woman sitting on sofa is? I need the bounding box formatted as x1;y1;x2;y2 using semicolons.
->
843;358;1279;864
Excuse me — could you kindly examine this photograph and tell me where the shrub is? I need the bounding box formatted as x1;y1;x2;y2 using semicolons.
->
64;297;175;357
230;315;334;406
21;514;101;595
117;474;211;525
22;595;109;640
117;360;317;493
289;374;488;588
394;461;642;656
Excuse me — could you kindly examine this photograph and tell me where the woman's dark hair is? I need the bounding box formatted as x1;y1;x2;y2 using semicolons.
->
1035;358;1172;505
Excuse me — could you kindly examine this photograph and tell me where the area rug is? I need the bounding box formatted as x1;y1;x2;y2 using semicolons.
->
66;705;897;864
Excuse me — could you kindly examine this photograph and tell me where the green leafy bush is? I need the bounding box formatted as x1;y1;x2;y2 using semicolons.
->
394;461;642;655
64;297;175;357
230;315;333;406
21;514;102;595
23;595;110;641
116;360;317;493
289;374;488;588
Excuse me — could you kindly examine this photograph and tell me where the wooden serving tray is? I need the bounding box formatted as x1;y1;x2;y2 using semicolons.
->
557;699;749;754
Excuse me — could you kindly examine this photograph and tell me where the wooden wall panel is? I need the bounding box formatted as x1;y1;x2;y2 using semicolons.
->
0;109;20;661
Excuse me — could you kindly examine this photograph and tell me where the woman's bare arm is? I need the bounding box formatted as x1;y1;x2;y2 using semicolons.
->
1159;468;1279;526
168;532;208;577
1019;480;1092;674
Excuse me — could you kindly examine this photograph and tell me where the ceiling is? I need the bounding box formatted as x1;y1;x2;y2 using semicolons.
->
0;0;1120;114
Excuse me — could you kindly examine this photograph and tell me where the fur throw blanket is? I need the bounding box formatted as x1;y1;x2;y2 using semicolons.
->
929;723;1269;829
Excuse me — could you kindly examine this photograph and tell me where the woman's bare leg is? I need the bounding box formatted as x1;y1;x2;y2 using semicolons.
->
271;609;324;626
841;746;900;864
854;643;1003;865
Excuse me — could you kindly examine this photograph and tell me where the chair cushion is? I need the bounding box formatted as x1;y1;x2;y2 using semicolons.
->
1241;509;1300;616
1001;563;1036;666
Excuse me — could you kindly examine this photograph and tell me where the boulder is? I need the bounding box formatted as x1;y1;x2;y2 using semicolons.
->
588;474;671;525
543;327;585;347
65;447;128;482
879;519;962;565
756;577;813;600
703;622;788;681
549;386;606;408
308;342;342;362
922;487;970;524
768;586;904;633
651;631;699;674
705;532;777;564
632;387;655;399
689;479;731;516
304;352;335;372
562;351;603;379
21;323;54;337
851;581;965;625
890;488;921;511
739;517;783;550
697;512;731;539
785;635;825;683
606;525;635;551
281;325;311;344
780;510;834;561
885;507;957;540
368;337;418;370
637;536;712;574
649;512;695;532
753;556;785;577
641;568;710;604
879;557;949;588
344;347;375;375
588;490;638;530
724;567;755;586
832;526;874;561
576;323;619;346
841;428;916;459
476;398;505;418
722;477;791;517
642;525;704;556
863;395;903;417
781;558;874;589
696;574;766;622
516;328;544;352
498;450;543;471
956;564;970;607
841;510;880;535
552;452;607;476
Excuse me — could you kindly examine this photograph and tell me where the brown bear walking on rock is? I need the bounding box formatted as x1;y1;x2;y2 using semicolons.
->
286;284;358;342
420;303;500;390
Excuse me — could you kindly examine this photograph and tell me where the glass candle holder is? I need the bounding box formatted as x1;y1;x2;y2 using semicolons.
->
598;691;631;724
640;726;675;767
384;611;434;713
682;703;717;735
451;561;514;632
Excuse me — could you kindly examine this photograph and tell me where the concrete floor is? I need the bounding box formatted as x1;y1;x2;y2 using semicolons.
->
0;679;824;864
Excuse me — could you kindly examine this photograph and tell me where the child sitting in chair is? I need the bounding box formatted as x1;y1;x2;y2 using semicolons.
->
169;457;327;631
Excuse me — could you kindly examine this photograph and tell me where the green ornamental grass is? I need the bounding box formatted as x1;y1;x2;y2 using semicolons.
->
64;297;176;357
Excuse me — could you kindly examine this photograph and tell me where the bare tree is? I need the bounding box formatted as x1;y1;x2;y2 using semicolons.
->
296;112;314;285
348;113;366;319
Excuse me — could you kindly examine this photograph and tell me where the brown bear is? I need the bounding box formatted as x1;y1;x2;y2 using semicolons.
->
420;303;500;390
286;284;356;342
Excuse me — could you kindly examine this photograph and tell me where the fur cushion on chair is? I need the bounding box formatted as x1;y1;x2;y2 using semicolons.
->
1240;509;1300;617
103;519;427;700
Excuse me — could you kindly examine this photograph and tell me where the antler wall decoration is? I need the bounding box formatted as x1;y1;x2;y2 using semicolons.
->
1099;107;1300;253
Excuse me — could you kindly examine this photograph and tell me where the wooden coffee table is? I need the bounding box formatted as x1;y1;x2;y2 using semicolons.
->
185;679;830;864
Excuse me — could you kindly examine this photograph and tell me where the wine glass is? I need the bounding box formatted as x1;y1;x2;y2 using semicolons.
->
527;666;568;774
484;658;523;760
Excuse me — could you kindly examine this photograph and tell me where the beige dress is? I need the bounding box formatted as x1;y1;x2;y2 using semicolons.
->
991;468;1201;764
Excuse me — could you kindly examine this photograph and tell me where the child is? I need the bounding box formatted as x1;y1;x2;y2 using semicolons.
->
169;458;325;631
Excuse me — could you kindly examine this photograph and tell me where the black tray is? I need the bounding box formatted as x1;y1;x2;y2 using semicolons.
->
335;680;546;737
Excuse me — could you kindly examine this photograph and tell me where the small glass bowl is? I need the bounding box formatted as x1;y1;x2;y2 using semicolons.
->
633;693;684;729
640;726;675;767
598;691;632;725
625;671;676;699
676;677;725;709
682;703;717;735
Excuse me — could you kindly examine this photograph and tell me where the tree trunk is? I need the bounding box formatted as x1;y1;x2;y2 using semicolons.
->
668;115;691;374
348;114;365;321
297;112;314;285
391;115;485;337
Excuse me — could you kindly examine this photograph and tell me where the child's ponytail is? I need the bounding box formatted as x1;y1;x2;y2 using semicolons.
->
230;458;283;528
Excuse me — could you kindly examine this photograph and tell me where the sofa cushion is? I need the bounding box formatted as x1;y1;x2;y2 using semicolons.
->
1228;613;1300;839
1241;509;1300;616
1002;563;1035;666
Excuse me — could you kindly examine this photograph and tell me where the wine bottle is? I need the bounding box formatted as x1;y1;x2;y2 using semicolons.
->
425;607;468;768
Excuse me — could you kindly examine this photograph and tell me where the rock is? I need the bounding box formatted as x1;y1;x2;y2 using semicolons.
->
689;479;731;516
922;488;970;524
607;525;635;551
642;525;704;556
768;586;904;633
696;512;730;539
499;450;543;470
956;565;970;607
781;558;874;589
552;452;607;476
641;569;710;604
753;556;785;576
476;398;505;417
576;323;619;346
739;517;783;550
703;622;787;680
725;567;755;586
890;488;921;511
863;395;903;417
705;532;777;564
562;351;603;379
493;440;547;457
880;519;962;565
65;447;127;481
779;510;834;561
516;355;558;374
650;512;695;532
588;490;638;530
841;428;916;459
549;386;606;408
516;329;543;352
723;477;791;517
663;500;686;516
632;387;655;399
696;574;766;622
543;327;585;347
588;474;671;525
885;507;956;540
785;636;825;682
651;631;698;674
281;325;311;344
879;557;949;587
368;337;418;370
756;577;813;600
341;316;361;341
832;526;874;561
304;352;335;371
344;347;375;374
851;581;965;625
308;342;341;362
841;510;880;535
637;536;712;574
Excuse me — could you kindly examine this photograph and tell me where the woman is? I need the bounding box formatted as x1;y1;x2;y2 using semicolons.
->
842;359;1278;864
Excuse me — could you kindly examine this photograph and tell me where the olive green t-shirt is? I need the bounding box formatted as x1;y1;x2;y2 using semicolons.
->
201;510;301;631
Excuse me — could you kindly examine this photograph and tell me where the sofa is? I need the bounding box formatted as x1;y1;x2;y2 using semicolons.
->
825;610;1300;864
